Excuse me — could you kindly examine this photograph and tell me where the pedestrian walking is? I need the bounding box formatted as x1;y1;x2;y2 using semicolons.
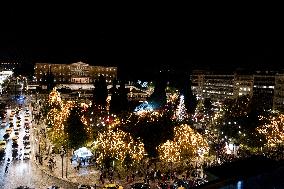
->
5;165;8;173
132;173;135;182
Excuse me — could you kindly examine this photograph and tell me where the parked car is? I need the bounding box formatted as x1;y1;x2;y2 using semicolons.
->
6;128;12;134
0;140;6;151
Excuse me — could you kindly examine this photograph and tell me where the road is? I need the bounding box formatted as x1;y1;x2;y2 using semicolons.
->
0;96;77;189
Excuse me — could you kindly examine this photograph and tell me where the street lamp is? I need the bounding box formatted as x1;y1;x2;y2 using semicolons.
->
60;147;65;178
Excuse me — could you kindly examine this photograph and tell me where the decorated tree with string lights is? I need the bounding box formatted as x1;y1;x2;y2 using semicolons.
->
46;88;93;150
48;101;75;149
96;127;145;173
46;88;63;127
174;94;188;122
157;124;209;169
257;113;284;147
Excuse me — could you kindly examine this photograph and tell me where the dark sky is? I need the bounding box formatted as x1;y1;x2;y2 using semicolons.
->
0;5;281;79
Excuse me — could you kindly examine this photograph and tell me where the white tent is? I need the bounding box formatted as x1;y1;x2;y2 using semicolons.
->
74;147;93;158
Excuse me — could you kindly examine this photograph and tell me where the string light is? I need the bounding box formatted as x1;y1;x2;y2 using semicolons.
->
157;124;209;163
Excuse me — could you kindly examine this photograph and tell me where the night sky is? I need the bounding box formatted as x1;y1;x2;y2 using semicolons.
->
0;5;282;79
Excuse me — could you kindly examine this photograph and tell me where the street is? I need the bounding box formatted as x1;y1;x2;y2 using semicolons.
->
0;97;77;189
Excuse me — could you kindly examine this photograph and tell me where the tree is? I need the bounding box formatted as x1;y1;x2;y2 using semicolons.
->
118;80;129;112
122;111;175;158
148;79;167;109
203;98;213;115
157;124;209;163
65;106;88;149
93;75;108;111
109;79;120;114
257;113;284;147
96;128;145;171
41;66;55;92
175;95;188;122
181;77;197;114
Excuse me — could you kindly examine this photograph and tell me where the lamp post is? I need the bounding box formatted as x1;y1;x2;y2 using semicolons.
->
66;146;68;178
60;147;65;178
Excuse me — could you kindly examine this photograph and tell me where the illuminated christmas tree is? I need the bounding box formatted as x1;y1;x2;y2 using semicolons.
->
175;95;188;121
48;87;63;109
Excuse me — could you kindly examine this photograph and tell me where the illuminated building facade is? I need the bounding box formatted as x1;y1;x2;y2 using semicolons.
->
233;74;253;97
273;74;284;112
191;70;235;101
191;70;284;112
253;73;275;111
34;62;117;84
0;62;19;71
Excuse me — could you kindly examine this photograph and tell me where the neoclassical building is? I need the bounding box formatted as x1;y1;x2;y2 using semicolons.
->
34;62;117;84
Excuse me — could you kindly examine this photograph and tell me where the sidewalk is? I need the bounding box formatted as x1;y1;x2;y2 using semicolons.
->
33;153;152;188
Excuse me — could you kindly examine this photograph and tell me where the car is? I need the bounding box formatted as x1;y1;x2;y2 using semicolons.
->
9;122;14;127
15;131;20;136
12;142;19;149
3;133;10;140
0;140;6;151
24;148;31;154
172;179;191;189
6;128;12;134
1;122;6;127
23;140;30;146
23;134;30;140
130;183;150;189
0;150;5;160
12;148;18;159
156;182;169;189
47;185;63;189
25;129;30;134
103;184;123;189
14;128;20;132
23;152;30;160
25;133;30;137
24;144;31;149
12;136;19;142
78;184;94;189
15;186;35;189
17;116;21;120
16;120;21;124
